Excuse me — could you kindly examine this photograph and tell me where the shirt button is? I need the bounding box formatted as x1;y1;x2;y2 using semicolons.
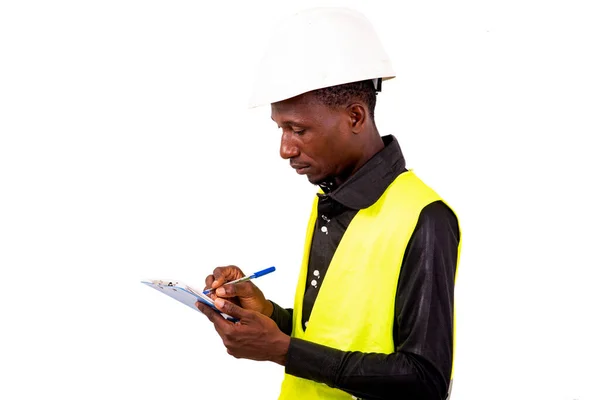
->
321;226;328;234
313;270;320;277
311;279;318;287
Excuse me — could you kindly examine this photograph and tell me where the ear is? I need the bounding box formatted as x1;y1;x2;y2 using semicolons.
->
347;103;368;134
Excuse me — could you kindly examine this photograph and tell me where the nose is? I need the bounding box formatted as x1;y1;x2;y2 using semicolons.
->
279;131;300;160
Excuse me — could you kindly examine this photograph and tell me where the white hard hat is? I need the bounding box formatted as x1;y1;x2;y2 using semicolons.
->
248;7;396;108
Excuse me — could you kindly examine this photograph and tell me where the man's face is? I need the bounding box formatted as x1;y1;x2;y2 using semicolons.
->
271;92;355;185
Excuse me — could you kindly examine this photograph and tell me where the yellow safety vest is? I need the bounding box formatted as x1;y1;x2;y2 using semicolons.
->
278;170;461;399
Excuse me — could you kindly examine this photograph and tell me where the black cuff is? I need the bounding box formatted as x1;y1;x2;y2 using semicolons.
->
285;337;340;387
268;300;293;335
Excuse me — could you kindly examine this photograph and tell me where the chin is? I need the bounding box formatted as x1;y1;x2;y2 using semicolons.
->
307;174;326;185
306;174;320;185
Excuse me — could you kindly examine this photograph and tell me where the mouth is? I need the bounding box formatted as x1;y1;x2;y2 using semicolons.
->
291;163;310;175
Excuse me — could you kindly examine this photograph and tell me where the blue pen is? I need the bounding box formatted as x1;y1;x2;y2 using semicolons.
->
203;266;276;295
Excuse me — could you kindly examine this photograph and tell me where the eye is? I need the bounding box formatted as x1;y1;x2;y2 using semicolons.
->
293;129;305;135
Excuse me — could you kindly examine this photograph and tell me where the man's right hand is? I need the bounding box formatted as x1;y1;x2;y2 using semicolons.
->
204;265;274;317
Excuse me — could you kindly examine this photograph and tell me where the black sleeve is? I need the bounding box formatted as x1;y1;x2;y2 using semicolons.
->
269;300;294;336
284;201;460;400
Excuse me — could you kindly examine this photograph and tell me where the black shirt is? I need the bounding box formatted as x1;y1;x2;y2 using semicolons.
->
270;135;460;400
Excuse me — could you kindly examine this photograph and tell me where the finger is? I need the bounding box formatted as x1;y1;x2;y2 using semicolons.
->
214;281;255;298
196;301;219;323
214;298;253;320
226;348;241;359
204;276;219;299
204;274;215;290
211;265;245;289
196;302;237;344
212;266;239;288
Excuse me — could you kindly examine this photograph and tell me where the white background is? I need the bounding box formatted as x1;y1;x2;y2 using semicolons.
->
1;1;599;399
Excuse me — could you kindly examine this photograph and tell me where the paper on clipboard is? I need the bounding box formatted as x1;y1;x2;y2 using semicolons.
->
141;279;238;322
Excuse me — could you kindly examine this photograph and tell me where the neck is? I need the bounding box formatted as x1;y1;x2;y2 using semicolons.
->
332;129;384;188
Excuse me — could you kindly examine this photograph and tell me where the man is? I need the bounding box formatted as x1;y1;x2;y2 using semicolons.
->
196;7;461;400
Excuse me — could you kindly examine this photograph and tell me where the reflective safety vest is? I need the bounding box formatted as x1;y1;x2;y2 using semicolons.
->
278;170;461;399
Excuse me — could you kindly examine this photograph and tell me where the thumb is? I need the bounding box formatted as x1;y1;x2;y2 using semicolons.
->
215;281;256;298
214;298;253;320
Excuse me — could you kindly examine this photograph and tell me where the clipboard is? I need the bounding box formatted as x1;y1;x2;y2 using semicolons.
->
141;279;238;322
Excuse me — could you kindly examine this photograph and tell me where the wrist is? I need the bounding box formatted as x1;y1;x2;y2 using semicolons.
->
270;333;291;366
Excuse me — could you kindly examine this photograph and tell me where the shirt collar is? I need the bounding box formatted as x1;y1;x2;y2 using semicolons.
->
317;135;406;210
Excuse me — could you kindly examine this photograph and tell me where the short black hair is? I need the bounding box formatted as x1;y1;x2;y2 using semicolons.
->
311;79;377;121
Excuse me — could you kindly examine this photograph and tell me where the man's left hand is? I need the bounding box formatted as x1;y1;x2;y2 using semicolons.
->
196;298;290;365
